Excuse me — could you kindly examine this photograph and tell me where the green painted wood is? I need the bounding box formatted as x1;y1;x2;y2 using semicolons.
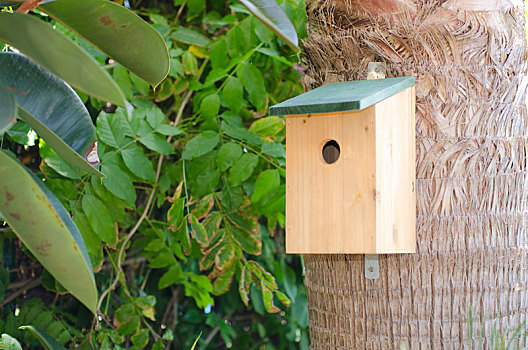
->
269;76;415;115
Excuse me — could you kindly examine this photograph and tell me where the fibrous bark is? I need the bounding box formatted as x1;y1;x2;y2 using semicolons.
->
301;0;528;348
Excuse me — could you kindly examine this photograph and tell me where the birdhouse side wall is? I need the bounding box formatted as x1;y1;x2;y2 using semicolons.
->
375;87;416;253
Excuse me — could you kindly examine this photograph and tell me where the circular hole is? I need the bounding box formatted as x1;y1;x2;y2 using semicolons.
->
322;140;340;164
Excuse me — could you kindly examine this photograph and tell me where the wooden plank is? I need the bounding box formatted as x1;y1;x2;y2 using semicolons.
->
269;76;415;116
374;87;416;253
285;108;377;253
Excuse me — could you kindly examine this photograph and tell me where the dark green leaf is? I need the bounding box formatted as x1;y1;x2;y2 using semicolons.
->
0;151;97;313
170;27;210;47
239;0;299;52
101;163;137;207
73;210;104;272
251;169;280;203
242;62;267;110
39;141;82;180
209;39;228;70
222;77;244;113
121;143;156;182
229;226;261;255
261;142;285;158
113;64;133;100
216;143;242;171
149;248;177;268
0;13;126;107
139;133;174;154
40;0;170;87
82;193;116;245
5;120;31;145
0;52;102;176
158;264;183;289
182;131;219;160
19;326;66;350
221;120;262;146
200;94;220;121
0;81;16;135
228;153;258;186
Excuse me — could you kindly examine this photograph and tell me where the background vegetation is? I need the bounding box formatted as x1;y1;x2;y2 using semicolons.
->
0;0;308;348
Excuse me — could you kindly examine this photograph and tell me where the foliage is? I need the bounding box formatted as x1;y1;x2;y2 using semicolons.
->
0;0;308;349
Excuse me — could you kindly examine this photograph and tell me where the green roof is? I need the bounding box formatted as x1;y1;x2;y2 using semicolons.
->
269;76;415;115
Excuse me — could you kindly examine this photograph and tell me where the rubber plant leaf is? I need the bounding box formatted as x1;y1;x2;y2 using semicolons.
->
0;81;16;135
0;52;103;176
0;151;97;313
40;0;170;88
0;12;126;107
19;326;66;350
239;0;299;52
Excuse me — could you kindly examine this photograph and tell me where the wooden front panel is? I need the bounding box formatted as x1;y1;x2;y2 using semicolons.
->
285;108;377;253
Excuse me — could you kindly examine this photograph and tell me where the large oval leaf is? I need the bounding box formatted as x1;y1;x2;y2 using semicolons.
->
0;52;103;176
0;12;126;107
40;0;170;88
0;81;16;135
0;151;97;313
19;326;66;350
239;0;299;52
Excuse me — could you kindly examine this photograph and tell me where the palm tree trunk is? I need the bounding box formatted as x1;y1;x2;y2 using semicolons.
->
301;0;528;348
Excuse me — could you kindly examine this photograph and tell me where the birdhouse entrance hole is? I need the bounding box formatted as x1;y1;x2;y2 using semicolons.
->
322;140;340;164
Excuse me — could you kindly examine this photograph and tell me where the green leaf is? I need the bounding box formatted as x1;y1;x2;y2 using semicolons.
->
0;52;102;176
170;27;210;47
39;141;82;180
275;290;291;307
19;326;66;350
261;142;285;158
241;63;267;110
0;151;97;313
229;226;261;255
200;94;221;121
139;133;174;154
158;264;183;289
73;210;104;272
216;143;242;171
209;39;228;70
113;64;133;100
0;333;22;350
261;284;280;313
228;153;258;186
190;215;208;246
101;163;137;207
212;262;235;295
222;77;244;113
182;51;198;75
221;120;262;146
96;112;127;149
168;198;185;232
239;0;299;52
121;143;156;183
0;81;16;135
251;169;280;203
0;13;126;107
156;124;184;136
131;329;149;348
40;0;170;87
249;116;284;137
82;193;116;245
182;131;219;160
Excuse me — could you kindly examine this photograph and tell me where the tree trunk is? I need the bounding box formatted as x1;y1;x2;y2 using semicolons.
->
301;0;528;348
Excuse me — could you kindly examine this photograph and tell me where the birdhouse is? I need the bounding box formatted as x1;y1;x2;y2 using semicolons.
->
269;77;416;254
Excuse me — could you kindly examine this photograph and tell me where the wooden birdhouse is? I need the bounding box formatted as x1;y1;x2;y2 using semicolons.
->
269;77;416;254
